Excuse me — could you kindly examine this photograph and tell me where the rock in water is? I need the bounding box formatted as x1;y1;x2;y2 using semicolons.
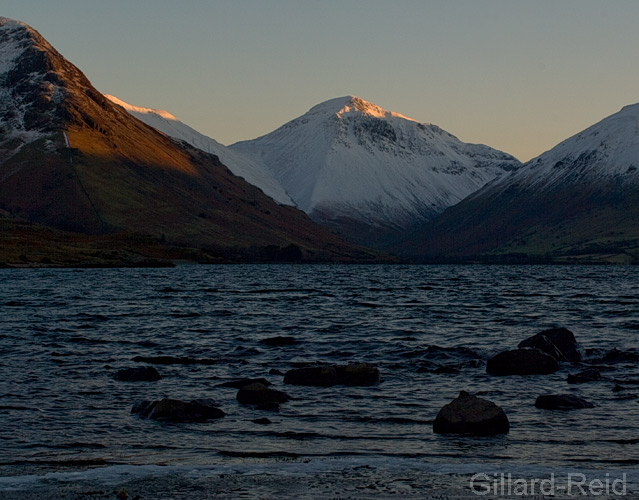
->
518;327;581;363
567;368;603;384
217;378;271;389
283;363;380;387
236;383;291;405
433;391;510;435
486;348;559;375
132;398;225;422
336;363;380;386
534;394;594;410
283;365;337;386
113;366;161;382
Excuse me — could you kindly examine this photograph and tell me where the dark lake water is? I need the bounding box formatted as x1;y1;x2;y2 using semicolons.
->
1;264;638;495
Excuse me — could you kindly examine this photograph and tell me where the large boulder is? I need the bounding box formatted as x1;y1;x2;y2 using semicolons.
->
132;398;225;422
113;366;161;382
236;383;291;405
534;394;594;410
283;363;380;387
518;328;581;363
433;391;509;435
486;348;559;375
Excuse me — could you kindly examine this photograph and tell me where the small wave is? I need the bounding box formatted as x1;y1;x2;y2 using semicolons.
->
68;336;110;344
169;312;201;318
354;302;383;308
350;416;432;425
218;450;302;458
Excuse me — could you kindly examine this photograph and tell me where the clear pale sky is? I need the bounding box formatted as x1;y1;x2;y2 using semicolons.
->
4;0;639;161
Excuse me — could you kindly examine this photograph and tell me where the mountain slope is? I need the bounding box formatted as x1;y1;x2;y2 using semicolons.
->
0;17;378;262
230;96;520;245
104;95;293;205
392;104;639;263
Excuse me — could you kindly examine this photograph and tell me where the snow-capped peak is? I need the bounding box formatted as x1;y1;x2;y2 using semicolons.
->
0;17;29;31
309;95;418;123
0;17;32;75
0;17;64;150
231;96;520;242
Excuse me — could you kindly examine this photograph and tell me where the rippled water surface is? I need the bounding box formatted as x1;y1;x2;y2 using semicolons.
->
1;264;638;484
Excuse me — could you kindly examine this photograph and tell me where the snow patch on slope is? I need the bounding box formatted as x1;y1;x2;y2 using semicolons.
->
231;96;520;229
0;18;29;75
0;17;51;153
105;95;294;205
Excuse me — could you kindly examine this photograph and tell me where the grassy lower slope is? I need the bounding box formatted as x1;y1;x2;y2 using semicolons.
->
390;181;639;264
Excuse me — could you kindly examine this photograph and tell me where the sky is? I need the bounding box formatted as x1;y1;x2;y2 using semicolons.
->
3;0;639;161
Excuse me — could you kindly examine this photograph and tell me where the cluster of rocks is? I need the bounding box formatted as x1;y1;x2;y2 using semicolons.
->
485;327;580;376
113;328;631;435
113;356;380;424
434;327;605;436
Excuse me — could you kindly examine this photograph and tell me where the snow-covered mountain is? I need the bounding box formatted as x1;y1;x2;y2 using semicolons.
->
104;95;293;205
0;17;376;262
391;104;639;262
230;96;520;243
499;103;639;191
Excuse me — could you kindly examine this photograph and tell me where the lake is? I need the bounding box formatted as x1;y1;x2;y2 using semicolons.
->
1;265;638;498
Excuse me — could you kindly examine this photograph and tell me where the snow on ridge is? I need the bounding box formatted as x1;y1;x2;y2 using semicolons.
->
307;95;418;123
0;18;30;75
498;102;639;191
0;17;29;30
105;94;294;205
104;95;179;122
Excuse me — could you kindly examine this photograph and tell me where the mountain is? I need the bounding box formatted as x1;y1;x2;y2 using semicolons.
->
0;17;379;263
104;95;294;206
392;104;639;263
230;96;520;245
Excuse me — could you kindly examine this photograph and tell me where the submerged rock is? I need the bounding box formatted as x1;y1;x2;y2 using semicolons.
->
433;391;510;436
236;383;291;405
132;398;225;422
534;394;594;410
518;327;581;363
259;336;299;347
283;363;380;387
486;348;559;376
256;402;281;412
592;348;639;365
113;366;161;382
252;417;272;425
217;378;271;389
284;365;337;387
567;368;603;384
